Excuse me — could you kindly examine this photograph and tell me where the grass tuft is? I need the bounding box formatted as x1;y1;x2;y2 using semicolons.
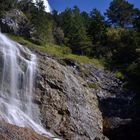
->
8;34;104;68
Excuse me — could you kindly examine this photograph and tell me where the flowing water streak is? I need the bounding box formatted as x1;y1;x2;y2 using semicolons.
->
0;33;57;139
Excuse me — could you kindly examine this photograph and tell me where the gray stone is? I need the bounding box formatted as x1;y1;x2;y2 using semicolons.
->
34;52;108;140
0;9;31;37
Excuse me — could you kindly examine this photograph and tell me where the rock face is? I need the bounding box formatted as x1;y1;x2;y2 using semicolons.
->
73;63;135;140
0;40;136;139
0;9;31;37
32;50;135;140
0;121;50;140
33;51;108;140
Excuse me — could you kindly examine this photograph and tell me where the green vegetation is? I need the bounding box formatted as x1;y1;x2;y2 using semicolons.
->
0;0;140;92
78;68;90;78
65;54;104;67
0;0;17;12
9;34;104;67
115;71;125;79
106;0;136;28
87;82;99;90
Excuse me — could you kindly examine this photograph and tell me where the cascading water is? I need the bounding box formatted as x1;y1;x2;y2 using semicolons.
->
0;33;59;139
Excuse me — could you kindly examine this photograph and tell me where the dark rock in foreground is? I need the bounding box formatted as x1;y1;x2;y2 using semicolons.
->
0;121;50;140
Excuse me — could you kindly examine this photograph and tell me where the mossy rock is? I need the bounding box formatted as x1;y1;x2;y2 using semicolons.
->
78;66;90;78
87;82;99;90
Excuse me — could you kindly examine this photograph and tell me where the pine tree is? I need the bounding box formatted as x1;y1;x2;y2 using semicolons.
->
0;0;18;12
88;8;106;44
106;0;135;28
59;6;91;54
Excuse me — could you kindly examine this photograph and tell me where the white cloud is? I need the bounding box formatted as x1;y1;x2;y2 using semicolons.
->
32;0;52;13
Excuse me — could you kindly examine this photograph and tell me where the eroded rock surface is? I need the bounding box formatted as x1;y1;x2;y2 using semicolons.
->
34;51;108;140
0;121;50;140
33;50;135;140
0;9;31;37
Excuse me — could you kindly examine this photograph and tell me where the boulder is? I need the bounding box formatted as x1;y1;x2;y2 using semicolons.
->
0;9;31;37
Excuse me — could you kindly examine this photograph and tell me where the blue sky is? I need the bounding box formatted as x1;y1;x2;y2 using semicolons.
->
48;0;140;13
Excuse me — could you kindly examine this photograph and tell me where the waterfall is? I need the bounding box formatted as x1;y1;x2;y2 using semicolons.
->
0;33;58;139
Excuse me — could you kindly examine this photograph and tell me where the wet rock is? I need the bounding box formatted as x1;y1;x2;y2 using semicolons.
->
0;121;50;140
72;63;135;140
52;58;137;140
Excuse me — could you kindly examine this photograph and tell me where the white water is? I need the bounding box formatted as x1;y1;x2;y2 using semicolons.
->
0;33;59;139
